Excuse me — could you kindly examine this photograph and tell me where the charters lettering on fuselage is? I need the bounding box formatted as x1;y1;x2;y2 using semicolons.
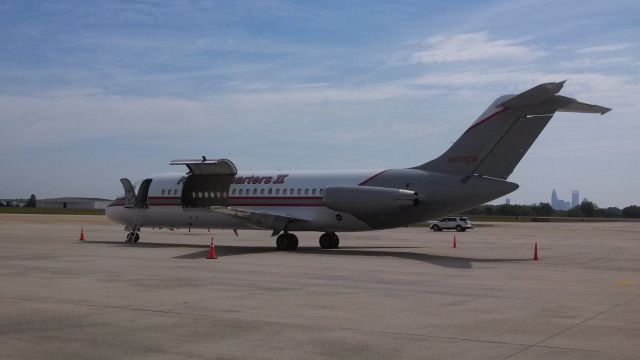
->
232;174;289;185
448;155;479;164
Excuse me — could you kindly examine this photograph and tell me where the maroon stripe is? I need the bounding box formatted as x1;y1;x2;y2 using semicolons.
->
464;107;509;134
228;203;325;207
148;196;181;200
358;169;389;186
229;196;322;200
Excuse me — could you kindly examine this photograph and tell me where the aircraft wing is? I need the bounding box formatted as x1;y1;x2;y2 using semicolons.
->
209;206;310;236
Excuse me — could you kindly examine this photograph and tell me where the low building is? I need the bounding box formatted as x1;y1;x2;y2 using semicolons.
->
36;197;113;210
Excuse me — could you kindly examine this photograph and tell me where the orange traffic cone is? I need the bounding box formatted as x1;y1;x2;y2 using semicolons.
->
207;237;217;259
452;235;457;248
79;227;86;241
533;242;539;261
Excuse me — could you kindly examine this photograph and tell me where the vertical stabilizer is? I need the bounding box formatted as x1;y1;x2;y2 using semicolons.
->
413;81;610;180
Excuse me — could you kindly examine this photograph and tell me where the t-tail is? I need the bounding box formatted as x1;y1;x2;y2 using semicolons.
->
414;81;611;180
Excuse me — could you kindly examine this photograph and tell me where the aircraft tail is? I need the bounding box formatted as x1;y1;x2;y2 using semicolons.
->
414;81;611;180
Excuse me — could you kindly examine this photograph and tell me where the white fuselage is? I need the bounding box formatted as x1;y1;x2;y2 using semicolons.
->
106;170;385;232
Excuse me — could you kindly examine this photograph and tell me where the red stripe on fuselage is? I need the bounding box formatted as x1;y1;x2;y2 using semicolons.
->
358;170;389;186
463;107;509;134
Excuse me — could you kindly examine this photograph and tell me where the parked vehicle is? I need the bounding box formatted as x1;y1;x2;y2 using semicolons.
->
430;217;473;232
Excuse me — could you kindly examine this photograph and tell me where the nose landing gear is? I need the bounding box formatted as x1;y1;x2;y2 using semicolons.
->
126;232;140;244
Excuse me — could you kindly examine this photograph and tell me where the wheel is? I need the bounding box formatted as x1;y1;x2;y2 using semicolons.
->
133;232;140;243
276;233;299;250
319;233;331;249
431;225;440;232
455;225;463;232
319;232;339;249
276;234;288;250
329;233;339;249
126;232;134;243
287;234;299;250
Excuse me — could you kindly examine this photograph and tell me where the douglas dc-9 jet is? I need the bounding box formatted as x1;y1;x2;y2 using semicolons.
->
106;81;610;250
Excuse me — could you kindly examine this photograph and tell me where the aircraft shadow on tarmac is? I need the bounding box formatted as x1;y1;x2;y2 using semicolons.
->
85;241;529;269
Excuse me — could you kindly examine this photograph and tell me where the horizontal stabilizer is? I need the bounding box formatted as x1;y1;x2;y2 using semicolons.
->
557;100;611;115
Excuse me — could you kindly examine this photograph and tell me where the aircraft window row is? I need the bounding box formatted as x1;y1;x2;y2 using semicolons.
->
160;189;179;196
230;188;325;196
192;191;227;199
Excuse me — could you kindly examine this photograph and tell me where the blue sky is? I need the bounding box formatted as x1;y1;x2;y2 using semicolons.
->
1;0;639;207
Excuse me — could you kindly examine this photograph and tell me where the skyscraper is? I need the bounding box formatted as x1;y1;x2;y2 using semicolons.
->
571;190;579;208
551;189;558;209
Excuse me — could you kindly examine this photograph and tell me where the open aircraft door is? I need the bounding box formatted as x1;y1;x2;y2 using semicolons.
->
170;158;238;208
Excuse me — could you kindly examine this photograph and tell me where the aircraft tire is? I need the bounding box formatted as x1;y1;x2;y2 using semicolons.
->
126;232;134;243
287;234;299;250
133;232;140;243
276;235;288;250
319;232;339;249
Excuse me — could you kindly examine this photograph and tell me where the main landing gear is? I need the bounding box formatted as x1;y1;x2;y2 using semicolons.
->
275;232;340;250
276;233;299;250
125;231;140;244
319;232;339;249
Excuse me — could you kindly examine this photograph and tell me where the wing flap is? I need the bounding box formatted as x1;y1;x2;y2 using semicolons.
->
209;206;310;235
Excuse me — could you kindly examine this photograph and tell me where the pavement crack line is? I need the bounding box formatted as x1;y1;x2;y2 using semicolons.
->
501;293;640;360
1;295;622;356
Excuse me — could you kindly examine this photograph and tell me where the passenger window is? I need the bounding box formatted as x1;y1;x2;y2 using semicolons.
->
283;189;288;195
232;189;237;195
174;189;178;196
192;192;196;198
276;188;280;195
297;188;302;195
253;188;258;195
290;188;295;195
319;188;324;195
304;188;309;195
161;189;165;195
268;188;273;195
312;188;316;195
260;189;265;195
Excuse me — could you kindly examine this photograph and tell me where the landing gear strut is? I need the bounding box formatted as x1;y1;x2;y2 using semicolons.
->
319;232;339;249
276;233;299;250
126;232;140;244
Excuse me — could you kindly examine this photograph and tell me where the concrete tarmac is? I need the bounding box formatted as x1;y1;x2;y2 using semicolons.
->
1;214;639;359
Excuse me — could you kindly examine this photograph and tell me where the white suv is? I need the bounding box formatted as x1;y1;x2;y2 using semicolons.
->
430;217;473;232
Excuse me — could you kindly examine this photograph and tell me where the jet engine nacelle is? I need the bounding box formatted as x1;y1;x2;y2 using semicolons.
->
323;185;420;214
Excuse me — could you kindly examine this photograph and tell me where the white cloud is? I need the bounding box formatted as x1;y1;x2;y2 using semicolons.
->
578;43;635;53
410;32;542;64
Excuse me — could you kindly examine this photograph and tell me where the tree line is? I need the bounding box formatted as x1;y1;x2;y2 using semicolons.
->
464;201;640;219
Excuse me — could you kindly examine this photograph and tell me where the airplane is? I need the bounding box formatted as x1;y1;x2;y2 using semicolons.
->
106;81;610;250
